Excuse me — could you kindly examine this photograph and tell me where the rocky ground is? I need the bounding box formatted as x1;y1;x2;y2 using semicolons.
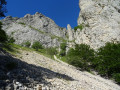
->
0;48;120;90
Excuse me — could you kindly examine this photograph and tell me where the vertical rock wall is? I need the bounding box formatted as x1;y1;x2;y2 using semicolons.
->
75;0;120;49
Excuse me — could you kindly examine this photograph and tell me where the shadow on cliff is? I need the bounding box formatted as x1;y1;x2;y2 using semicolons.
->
0;48;74;88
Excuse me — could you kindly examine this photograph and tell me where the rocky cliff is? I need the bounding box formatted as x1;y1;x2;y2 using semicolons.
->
74;0;120;49
1;0;120;49
1;12;67;47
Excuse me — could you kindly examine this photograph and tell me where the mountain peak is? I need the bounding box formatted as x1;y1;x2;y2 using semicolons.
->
1;12;67;47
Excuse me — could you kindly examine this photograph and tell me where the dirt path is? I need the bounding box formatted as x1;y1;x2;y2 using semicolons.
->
16;50;120;90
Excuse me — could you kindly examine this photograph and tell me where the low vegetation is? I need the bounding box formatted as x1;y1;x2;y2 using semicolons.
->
22;41;31;47
67;44;95;71
59;42;67;56
1;20;119;84
74;23;89;32
29;25;45;34
32;41;58;59
74;24;84;31
18;22;26;25
0;22;7;42
32;41;43;51
58;42;120;84
7;37;15;43
94;42;120;84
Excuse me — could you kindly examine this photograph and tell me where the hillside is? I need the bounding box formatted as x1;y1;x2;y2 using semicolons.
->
0;46;120;90
0;0;120;89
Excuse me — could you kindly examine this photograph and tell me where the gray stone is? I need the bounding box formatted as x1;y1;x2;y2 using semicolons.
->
5;84;14;90
67;24;74;41
75;0;120;49
1;12;67;48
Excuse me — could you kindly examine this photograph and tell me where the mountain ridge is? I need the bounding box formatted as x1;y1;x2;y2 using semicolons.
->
1;12;67;48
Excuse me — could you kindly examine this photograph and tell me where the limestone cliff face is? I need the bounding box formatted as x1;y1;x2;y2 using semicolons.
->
1;12;67;47
67;24;74;41
75;0;120;49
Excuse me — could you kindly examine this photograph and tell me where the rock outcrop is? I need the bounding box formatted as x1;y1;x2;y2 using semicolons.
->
75;0;120;49
1;12;67;47
67;24;74;41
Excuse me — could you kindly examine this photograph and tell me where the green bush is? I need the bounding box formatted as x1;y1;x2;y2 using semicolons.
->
0;22;7;42
58;42;120;84
95;42;120;77
60;43;66;50
67;44;95;70
23;41;31;47
46;47;58;57
113;73;120;84
32;41;43;51
59;42;67;56
67;51;86;69
74;24;84;31
7;37;15;43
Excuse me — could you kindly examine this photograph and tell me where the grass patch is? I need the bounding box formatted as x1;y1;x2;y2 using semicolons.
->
3;43;34;56
18;22;26;25
74;23;89;32
3;42;58;60
36;47;58;59
3;43;20;56
56;55;67;62
29;26;45;34
74;24;84;31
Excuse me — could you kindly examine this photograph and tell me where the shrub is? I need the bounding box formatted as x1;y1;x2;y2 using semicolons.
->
0;22;7;42
113;73;120;84
7;37;15;43
32;41;43;51
24;41;31;47
60;43;66;50
74;24;84;31
59;42;67;56
95;42;120;77
46;47;58;57
67;44;95;70
67;49;85;69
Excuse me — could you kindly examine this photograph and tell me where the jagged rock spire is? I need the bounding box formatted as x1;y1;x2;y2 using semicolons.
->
67;24;74;41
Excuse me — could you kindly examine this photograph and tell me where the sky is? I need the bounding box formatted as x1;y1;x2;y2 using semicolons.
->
5;0;80;28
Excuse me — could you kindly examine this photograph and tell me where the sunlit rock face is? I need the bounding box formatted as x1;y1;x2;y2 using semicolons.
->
75;0;120;49
1;12;67;47
67;24;74;41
